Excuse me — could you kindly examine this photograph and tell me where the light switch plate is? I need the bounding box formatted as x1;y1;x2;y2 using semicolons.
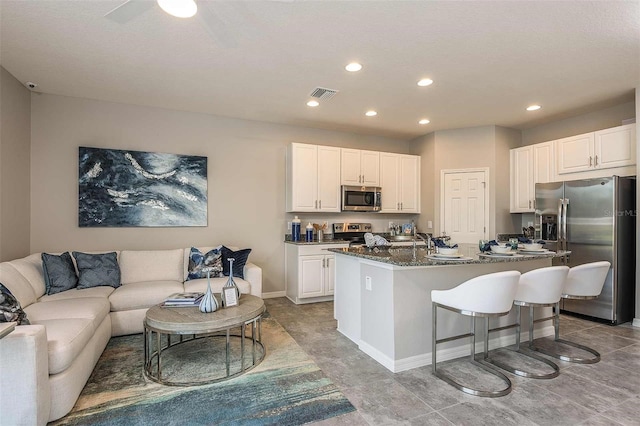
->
365;276;372;291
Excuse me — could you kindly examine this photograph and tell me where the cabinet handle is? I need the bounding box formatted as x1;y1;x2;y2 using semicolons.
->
589;156;593;167
595;155;598;166
362;174;365;183
400;202;403;210
397;202;400;210
322;258;325;268
315;200;318;209
533;199;536;209
318;200;322;209
529;200;532;209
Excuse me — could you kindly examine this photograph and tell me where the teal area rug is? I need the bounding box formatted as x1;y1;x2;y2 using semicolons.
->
51;315;354;425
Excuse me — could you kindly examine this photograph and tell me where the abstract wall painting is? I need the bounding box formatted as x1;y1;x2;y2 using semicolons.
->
79;147;207;227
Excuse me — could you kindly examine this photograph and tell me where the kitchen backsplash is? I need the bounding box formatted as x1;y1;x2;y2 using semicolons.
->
284;212;421;235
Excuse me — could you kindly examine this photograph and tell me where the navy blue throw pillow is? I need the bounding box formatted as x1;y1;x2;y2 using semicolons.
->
221;246;251;279
42;252;78;295
187;247;223;280
0;283;30;325
72;252;121;289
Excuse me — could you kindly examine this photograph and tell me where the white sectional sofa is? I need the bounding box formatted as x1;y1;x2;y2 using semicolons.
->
0;247;262;425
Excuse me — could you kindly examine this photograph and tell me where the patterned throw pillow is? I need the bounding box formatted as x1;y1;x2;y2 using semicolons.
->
187;247;223;280
221;246;252;279
0;283;30;325
42;252;79;295
72;252;121;289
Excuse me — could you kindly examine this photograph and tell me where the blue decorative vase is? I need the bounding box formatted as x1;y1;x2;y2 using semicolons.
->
199;270;219;313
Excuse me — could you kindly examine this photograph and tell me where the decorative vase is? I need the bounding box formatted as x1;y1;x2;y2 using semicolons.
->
222;258;241;307
199;270;219;313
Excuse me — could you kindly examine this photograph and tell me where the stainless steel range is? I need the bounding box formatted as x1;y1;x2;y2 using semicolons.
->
333;223;372;247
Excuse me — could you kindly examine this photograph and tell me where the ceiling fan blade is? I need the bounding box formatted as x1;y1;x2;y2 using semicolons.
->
105;0;155;24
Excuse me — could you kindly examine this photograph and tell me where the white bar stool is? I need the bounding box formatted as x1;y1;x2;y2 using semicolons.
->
431;271;520;397
531;261;610;364
484;266;568;379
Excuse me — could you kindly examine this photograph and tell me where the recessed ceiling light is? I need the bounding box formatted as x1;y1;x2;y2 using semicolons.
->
526;105;541;111
345;62;363;72
418;119;430;125
417;78;433;87
157;0;197;18
306;100;319;107
365;110;377;117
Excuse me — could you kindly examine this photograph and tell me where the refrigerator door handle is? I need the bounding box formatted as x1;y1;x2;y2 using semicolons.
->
562;198;569;252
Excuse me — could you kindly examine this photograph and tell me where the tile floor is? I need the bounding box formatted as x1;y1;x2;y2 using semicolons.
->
264;298;640;426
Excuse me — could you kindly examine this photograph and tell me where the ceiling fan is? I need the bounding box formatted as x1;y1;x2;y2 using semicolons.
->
104;0;287;48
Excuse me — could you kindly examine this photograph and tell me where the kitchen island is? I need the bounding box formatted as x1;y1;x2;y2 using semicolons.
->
329;244;568;373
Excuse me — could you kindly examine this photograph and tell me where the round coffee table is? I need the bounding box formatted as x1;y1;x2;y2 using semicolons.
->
143;294;265;386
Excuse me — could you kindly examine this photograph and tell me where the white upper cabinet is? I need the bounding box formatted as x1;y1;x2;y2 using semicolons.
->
594;124;636;170
556;124;636;175
510;142;553;213
286;143;341;212
341;149;380;186
380;153;420;213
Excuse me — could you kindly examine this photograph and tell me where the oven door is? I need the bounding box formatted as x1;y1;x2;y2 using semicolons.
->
342;186;381;211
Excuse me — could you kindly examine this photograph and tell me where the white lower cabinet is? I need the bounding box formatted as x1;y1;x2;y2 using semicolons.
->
285;243;347;304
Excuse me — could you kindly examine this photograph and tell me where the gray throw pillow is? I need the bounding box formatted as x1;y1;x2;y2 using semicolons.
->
72;252;121;289
0;283;30;325
42;252;78;295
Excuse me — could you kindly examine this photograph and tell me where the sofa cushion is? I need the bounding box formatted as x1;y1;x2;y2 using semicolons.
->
39;286;116;303
42;252;78;295
187;246;223;280
73;252;121;289
183;276;251;297
8;254;46;299
221;246;252;279
24;298;110;332
35;318;96;374
109;280;185;311
0;263;37;307
120;249;184;284
0;283;30;325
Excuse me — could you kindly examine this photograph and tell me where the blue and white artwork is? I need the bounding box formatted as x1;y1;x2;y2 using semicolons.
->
79;147;207;227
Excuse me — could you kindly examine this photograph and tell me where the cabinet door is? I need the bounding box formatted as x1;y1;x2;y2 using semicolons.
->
289;144;318;211
594;124;636;170
510;146;534;213
399;155;420;213
341;149;362;185
299;255;325;298
317;146;341;211
533;142;553;184
325;255;335;295
360;150;380;186
379;153;400;212
556;133;594;174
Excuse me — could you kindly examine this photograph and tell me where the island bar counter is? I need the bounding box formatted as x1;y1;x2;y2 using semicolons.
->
329;245;569;373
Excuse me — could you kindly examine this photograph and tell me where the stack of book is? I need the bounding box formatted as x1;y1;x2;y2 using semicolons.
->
162;292;204;307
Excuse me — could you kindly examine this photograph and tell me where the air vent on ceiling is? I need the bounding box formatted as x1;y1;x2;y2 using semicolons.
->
309;87;339;100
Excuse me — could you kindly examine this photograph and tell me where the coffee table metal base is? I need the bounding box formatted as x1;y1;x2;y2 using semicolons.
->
143;316;264;386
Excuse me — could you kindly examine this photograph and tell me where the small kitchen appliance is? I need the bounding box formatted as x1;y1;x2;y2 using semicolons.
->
341;186;381;212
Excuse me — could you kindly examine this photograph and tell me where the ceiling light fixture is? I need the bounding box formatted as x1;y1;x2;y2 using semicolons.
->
365;110;377;117
417;78;433;87
526;105;541;111
418;119;430;125
306;100;319;107
157;0;197;18
345;62;363;72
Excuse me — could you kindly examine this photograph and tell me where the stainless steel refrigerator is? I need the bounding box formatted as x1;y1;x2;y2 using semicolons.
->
535;176;636;324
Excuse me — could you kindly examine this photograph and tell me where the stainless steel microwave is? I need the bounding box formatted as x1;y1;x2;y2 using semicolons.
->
341;186;382;212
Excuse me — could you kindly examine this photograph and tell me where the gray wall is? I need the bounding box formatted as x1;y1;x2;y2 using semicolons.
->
521;101;635;146
29;93;409;294
0;67;31;261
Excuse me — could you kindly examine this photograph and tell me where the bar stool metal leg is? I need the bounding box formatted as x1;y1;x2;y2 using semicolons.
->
530;301;600;364
432;302;512;397
483;304;559;379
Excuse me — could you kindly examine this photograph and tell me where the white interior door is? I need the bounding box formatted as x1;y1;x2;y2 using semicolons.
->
442;169;488;244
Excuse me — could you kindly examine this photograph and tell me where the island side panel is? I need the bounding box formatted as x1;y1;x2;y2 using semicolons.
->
392;259;552;370
334;255;363;342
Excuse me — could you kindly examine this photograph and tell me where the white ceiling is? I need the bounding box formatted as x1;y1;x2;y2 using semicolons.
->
1;0;638;140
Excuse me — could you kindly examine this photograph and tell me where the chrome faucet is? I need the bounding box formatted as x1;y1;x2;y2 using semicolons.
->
412;226;433;255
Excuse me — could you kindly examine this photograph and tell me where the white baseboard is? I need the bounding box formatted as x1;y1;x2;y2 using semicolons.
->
632;318;640;328
357;325;556;373
261;291;286;299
